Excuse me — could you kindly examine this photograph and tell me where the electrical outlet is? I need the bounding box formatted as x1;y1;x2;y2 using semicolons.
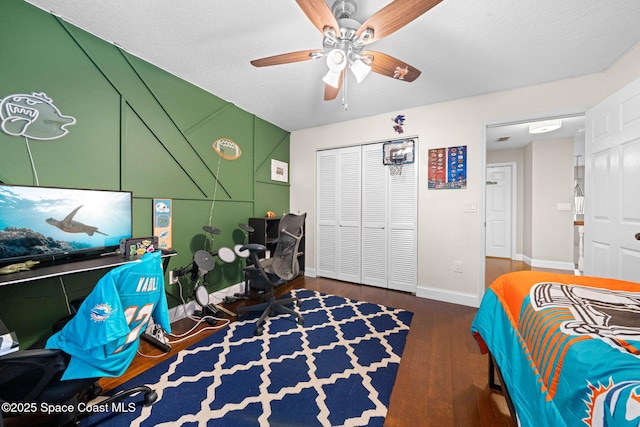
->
453;260;463;273
169;270;178;284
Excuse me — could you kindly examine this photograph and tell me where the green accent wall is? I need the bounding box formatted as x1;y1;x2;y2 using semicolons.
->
0;0;290;347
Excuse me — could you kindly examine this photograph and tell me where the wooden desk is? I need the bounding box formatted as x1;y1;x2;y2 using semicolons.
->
0;250;176;287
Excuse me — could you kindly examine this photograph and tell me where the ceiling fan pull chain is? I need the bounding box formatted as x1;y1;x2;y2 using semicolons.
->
343;71;349;110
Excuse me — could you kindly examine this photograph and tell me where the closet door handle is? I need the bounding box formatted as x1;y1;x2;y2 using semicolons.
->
635;232;640;240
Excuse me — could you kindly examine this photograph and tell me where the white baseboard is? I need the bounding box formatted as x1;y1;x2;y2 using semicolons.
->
168;281;246;322
415;285;481;308
520;255;574;271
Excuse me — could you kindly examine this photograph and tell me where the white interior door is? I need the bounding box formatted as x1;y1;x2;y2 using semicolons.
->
585;77;640;282
316;150;338;279
316;142;417;291
337;146;362;283
361;143;387;288
388;161;417;293
485;165;513;258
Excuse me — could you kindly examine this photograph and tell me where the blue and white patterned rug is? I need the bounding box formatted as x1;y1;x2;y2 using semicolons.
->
85;289;413;427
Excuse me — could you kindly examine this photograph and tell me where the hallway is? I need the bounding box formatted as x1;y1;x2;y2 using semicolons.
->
485;257;574;288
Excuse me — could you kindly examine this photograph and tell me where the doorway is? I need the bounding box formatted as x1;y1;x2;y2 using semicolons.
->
483;114;585;287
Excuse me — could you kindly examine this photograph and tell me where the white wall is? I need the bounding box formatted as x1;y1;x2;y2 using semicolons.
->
528;138;575;269
290;43;640;307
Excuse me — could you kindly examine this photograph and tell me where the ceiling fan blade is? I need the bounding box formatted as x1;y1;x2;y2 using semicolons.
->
356;0;443;44
364;51;421;82
251;50;323;67
295;0;340;34
324;71;344;101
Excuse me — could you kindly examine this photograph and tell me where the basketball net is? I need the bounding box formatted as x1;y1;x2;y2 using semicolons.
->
388;161;403;176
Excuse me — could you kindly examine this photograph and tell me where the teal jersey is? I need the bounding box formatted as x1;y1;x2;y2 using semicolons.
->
46;250;171;380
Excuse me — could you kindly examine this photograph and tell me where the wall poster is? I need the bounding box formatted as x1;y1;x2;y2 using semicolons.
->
428;145;467;189
153;198;172;249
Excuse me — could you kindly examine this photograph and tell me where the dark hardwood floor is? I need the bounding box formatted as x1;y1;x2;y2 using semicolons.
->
100;258;574;427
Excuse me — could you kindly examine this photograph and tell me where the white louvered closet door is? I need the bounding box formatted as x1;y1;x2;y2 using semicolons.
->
316;150;338;279
316;141;417;291
388;161;417;292
361;143;388;287
337;146;362;283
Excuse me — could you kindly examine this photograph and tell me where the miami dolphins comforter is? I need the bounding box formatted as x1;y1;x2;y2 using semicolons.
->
471;271;640;427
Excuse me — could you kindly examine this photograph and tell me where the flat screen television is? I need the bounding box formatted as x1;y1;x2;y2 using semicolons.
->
0;184;132;266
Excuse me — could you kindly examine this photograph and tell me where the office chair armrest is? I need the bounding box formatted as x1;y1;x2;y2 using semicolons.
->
240;243;267;252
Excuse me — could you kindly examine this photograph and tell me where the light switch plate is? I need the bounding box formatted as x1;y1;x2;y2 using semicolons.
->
464;201;477;213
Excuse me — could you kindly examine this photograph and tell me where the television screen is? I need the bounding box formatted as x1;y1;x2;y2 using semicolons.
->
0;184;132;265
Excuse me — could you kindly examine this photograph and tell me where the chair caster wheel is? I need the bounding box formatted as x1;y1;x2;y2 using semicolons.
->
144;390;157;406
254;327;263;336
297;317;304;326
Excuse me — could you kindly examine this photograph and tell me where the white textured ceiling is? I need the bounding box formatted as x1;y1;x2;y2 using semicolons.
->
24;0;640;132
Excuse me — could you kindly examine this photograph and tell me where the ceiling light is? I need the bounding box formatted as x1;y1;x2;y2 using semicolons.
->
326;49;347;71
350;59;371;83
323;70;343;88
323;49;347;88
529;119;562;134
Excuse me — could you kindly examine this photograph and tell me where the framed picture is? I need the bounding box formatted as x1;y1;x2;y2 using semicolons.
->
271;159;288;182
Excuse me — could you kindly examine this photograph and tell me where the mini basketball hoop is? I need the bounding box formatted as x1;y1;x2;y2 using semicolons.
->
383;138;415;176
389;159;404;175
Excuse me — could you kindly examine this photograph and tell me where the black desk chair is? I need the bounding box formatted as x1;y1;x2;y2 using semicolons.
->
0;349;155;426
0;250;169;426
237;213;306;336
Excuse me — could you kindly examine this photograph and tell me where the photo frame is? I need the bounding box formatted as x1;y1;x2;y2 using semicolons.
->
271;159;288;182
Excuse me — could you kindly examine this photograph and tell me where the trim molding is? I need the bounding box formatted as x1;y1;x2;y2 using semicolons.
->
416;285;481;308
521;255;574;271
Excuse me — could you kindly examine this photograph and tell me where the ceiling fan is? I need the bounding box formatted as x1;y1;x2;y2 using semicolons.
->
250;0;443;103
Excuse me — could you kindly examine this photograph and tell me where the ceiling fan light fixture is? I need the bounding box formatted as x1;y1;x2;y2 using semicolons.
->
326;49;347;71
350;58;371;83
323;49;347;88
529;119;562;134
323;70;343;88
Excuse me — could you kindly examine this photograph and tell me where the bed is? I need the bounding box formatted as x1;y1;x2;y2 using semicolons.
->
471;271;640;427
